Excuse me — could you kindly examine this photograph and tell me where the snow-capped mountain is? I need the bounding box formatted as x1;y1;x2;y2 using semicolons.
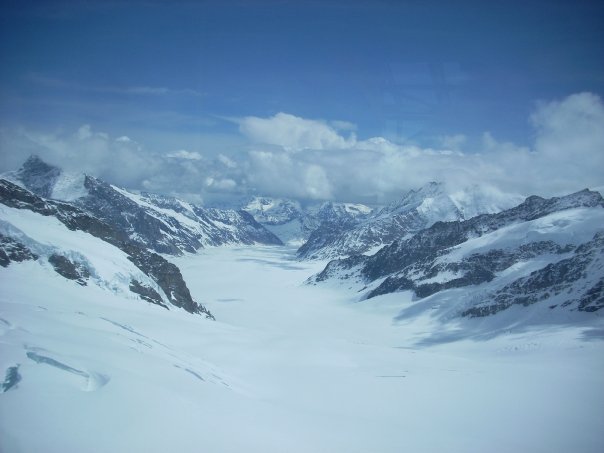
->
242;197;303;225
241;195;373;245
2;166;603;453
0;178;213;317
4;156;282;255
310;189;604;321
297;182;523;260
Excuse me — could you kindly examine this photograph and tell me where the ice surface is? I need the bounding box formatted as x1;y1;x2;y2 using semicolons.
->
1;246;603;453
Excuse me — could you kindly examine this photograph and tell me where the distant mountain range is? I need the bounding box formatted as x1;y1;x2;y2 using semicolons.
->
4;156;282;255
2;155;603;326
240;182;523;259
240;196;374;245
310;188;604;322
0;155;283;318
298;182;524;260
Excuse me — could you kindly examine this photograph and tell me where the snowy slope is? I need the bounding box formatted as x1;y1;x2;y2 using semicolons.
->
297;182;523;260
0;178;212;316
0;204;160;301
1;159;603;452
311;189;604;325
2;245;603;452
0;260;229;452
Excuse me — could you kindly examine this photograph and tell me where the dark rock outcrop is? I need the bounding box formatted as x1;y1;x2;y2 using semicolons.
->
79;177;282;254
367;240;575;299
129;280;168;309
13;155;60;199
48;253;90;286
463;232;604;316
1;366;21;392
0;234;38;267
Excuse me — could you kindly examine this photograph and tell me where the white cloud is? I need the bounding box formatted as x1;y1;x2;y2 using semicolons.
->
247;150;333;200
238;112;356;152
76;124;93;140
330;120;357;131
236;93;604;202
1;93;602;205
166;150;203;160
205;177;237;191
0;125;242;204
531;92;604;160
217;154;237;169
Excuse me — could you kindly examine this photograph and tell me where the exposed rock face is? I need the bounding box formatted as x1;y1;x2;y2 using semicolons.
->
129;280;168;309
312;254;367;283
123;243;207;315
77;176;282;255
48;253;90;286
312;189;604;317
13;155;61;199
0;234;38;267
463;232;604;316
79;176;192;255
367;240;575;299
297;217;358;259
0;178;213;318
361;189;604;283
1;365;21;392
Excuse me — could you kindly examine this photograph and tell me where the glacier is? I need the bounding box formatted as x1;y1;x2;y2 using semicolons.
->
0;157;603;452
1;245;603;452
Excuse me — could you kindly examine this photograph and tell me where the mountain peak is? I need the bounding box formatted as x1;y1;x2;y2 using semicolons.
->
14;155;62;199
9;155;90;202
21;154;54;168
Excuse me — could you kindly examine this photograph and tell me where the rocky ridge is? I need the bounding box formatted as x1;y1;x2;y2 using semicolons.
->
297;182;522;260
0;178;213;318
5;156;282;255
311;189;604;317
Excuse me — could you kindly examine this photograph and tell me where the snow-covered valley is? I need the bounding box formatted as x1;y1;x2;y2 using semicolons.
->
2;245;603;453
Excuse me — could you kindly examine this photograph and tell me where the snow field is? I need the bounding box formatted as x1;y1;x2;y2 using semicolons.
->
0;245;603;452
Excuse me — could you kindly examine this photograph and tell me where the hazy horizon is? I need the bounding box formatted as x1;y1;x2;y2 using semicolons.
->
1;1;603;204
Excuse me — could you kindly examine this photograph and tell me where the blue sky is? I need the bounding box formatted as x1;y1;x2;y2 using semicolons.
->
1;0;603;203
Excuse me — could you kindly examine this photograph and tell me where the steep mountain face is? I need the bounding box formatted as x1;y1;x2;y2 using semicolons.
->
5;156;282;255
462;232;604;316
311;189;604;318
297;182;522;260
0;178;213;318
242;196;373;245
11;155;62;199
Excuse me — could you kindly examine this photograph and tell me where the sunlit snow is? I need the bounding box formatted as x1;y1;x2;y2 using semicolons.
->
1;245;603;452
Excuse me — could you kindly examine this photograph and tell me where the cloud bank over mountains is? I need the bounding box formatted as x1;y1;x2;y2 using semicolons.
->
1;93;603;204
